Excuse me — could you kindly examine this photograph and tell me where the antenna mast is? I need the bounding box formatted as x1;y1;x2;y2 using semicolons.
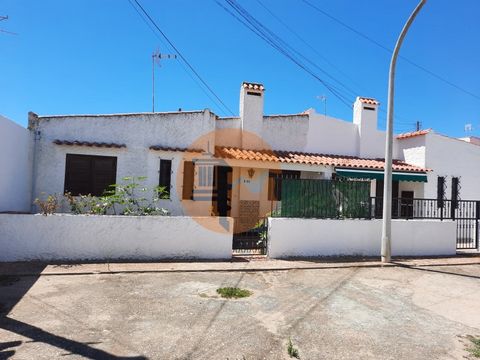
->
316;95;327;119
152;50;177;113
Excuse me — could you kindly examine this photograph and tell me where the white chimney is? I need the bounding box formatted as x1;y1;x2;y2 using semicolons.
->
353;96;380;157
240;82;264;149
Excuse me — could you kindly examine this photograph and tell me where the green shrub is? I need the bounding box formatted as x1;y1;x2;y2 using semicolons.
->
216;287;252;299
64;176;169;216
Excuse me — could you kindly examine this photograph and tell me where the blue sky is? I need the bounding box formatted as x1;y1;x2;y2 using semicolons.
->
1;0;479;137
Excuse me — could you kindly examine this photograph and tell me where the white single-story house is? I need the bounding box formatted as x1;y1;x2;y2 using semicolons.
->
1;81;479;259
20;82;479;220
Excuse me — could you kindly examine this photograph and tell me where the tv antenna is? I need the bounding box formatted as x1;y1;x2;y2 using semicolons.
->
316;95;327;118
152;49;177;113
415;120;422;131
464;123;473;135
0;15;18;35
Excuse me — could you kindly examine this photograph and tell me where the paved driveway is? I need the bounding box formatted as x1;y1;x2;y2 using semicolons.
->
1;261;480;359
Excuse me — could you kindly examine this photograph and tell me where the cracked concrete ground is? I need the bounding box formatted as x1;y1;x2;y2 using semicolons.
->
1;262;480;359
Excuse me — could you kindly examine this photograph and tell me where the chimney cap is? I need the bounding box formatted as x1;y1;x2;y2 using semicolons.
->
242;82;265;91
357;97;379;106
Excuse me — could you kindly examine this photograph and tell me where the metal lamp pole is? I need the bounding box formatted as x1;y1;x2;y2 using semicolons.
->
381;0;427;263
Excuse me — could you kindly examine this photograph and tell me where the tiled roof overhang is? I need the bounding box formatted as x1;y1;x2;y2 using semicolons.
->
396;129;431;140
214;146;429;173
149;145;203;153
53;140;126;148
359;97;380;105
242;82;265;91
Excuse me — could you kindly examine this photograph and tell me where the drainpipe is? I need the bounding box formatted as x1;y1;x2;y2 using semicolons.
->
381;0;427;263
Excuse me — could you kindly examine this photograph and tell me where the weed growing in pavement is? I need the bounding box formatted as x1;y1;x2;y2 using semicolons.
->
467;335;480;358
287;338;299;358
216;287;252;299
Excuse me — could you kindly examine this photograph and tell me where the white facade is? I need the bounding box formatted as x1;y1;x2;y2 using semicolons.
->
16;81;480;218
0;115;32;212
398;131;480;200
29;110;216;215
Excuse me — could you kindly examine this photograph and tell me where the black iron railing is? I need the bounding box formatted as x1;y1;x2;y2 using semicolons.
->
271;192;479;250
370;197;479;221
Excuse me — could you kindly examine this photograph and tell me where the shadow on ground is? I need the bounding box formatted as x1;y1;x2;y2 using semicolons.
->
0;263;146;360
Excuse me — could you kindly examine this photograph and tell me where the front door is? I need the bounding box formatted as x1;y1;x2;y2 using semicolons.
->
213;166;232;216
375;180;399;217
400;191;414;218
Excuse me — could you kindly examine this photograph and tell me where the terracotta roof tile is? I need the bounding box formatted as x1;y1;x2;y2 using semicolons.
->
215;146;428;173
242;82;265;91
396;129;431;140
53;140;126;148
358;97;380;105
149;145;203;153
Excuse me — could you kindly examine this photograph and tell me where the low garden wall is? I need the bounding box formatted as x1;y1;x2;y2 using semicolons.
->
0;214;233;261
268;218;457;258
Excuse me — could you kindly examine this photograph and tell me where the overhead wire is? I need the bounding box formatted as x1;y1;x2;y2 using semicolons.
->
129;0;235;116
217;0;354;108
254;0;367;96
127;0;228;115
252;0;419;125
301;0;480;102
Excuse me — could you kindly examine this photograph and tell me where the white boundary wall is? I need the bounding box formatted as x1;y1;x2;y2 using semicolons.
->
0;116;32;212
268;218;456;258
0;214;233;261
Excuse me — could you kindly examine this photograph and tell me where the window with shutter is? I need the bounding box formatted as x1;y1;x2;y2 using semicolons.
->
451;177;460;209
159;159;172;199
182;161;194;200
437;176;446;208
64;154;117;196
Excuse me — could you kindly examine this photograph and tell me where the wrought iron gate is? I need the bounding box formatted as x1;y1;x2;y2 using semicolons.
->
232;217;268;255
369;198;479;250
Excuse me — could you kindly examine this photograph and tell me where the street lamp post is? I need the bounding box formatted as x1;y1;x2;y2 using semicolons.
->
381;0;427;263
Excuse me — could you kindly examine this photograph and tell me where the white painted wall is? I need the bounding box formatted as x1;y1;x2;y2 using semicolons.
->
30;110;216;215
424;133;480;200
0;115;32;212
268;218;456;257
398;135;426;169
240;85;264;149
305;111;359;156
397;132;480;200
0;214;233;261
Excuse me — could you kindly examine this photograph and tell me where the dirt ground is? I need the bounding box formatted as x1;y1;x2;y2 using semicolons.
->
1;260;480;359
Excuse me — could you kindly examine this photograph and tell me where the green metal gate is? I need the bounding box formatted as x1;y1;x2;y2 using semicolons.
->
277;179;371;219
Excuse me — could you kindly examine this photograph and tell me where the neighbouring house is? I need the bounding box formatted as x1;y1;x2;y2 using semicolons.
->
0;115;32;213
18;82;480;225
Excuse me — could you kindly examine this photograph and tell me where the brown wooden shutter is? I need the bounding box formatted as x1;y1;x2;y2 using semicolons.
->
268;172;277;201
65;154;92;195
64;154;117;196
182;161;194;200
92;156;117;196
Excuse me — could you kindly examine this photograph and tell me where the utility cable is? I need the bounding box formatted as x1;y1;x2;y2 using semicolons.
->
130;0;235;115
